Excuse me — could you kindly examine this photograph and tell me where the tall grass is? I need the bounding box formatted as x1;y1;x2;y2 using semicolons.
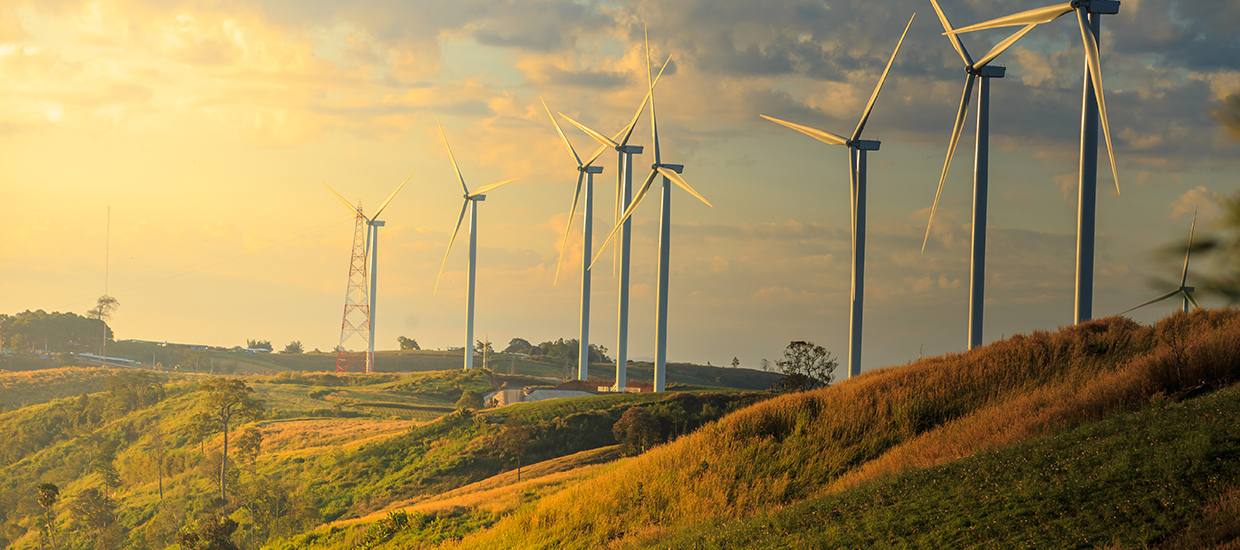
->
450;310;1240;549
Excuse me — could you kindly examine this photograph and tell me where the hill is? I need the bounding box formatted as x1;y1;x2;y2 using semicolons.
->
435;310;1240;548
0;365;769;550
5;310;1237;550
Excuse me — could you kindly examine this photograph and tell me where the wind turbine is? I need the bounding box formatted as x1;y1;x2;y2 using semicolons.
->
1121;209;1199;315
433;119;519;371
555;56;670;392
590;29;713;392
541;96;608;381
323;172;414;373
922;0;1039;350
758;14;914;379
946;0;1122;324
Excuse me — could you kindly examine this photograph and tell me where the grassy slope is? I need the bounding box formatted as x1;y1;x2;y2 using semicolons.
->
446;310;1240;549
661;384;1240;549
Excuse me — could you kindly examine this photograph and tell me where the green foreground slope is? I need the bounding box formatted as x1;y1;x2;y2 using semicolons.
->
447;310;1240;549
663;384;1240;549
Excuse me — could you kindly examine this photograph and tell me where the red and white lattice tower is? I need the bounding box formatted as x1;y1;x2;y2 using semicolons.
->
336;205;371;373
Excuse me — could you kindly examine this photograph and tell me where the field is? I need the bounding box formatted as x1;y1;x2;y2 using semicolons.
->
4;310;1238;550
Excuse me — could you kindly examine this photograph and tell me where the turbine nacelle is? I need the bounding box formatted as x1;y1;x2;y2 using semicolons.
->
967;65;1006;78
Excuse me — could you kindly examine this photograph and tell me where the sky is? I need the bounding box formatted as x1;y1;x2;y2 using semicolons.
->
2;0;1239;373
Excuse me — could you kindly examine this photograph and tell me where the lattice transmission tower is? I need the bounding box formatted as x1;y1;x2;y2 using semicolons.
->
336;205;371;373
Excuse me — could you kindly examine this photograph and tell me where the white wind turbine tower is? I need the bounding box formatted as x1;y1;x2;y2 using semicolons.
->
556;57;670;390
759;14;914;379
541;96;609;381
947;0;1122;325
921;0;1040;350
433;119;519;371
323;173;414;373
1121;209;1200;315
589;29;713;392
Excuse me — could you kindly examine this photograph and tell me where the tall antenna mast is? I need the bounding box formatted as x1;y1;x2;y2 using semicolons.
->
335;204;371;373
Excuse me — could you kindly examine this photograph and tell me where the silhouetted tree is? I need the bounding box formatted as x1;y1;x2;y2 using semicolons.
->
1212;92;1240;141
455;390;484;412
176;516;239;550
397;336;420;350
196;379;265;500
281;341;303;354
500;416;531;481
613;406;660;455
773;341;836;391
503;337;532;354
731;357;740;368
37;483;59;550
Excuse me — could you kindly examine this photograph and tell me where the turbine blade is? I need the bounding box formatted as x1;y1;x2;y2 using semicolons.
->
437;118;470;195
541;97;583;167
617;56;672;147
468;178;519;197
372;170;415;220
583;142;610;168
1077;8;1119;195
434;200;470;295
1186;291;1200;310
1119;289;1182;315
322;181;363;218
853;13;915;143
759;115;848;146
554;172;586;286
973;23;1038;68
1182;207;1197;287
657;166;712;207
560;112;619;149
646;25;661;165
930;0;973;66
591;169;658;270
923;74;976;252
947;3;1073;34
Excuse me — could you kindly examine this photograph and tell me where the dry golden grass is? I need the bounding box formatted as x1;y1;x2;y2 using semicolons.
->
449;310;1240;549
340;446;624;527
0;366;120;408
258;418;417;454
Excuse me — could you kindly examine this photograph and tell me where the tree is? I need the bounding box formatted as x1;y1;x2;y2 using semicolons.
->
731;356;740;368
760;358;771;372
37;483;59;550
245;340;272;351
773;341;837;391
87;295;119;358
503;338;532;354
455;390;484;412
281;341;303;354
196;379;265;500
1162;191;1240;303
475;340;494;354
176;516;240;550
1212;92;1240;141
147;425;168;501
233;427;263;466
500;416;531;482
69;487;117;538
397;336;420;350
612;406;660;455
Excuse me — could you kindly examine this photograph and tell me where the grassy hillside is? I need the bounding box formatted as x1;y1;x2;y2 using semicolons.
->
660;382;1240;548
441;310;1240;548
0;363;769;550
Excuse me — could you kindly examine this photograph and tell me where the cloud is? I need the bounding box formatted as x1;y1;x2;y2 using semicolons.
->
1168;185;1223;220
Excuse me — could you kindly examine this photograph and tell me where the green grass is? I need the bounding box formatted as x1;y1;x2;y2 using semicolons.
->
659;384;1240;549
